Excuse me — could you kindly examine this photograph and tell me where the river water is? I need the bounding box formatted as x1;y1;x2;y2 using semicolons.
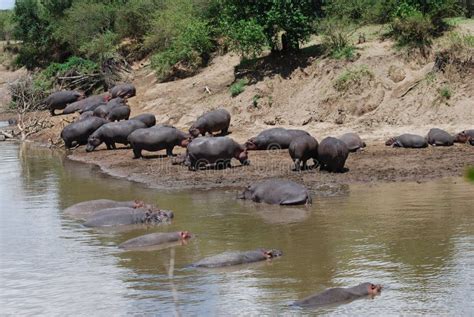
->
0;139;473;316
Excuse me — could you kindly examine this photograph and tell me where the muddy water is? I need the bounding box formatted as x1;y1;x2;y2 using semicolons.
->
0;141;473;316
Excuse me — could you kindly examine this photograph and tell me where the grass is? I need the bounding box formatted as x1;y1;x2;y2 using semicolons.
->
334;65;374;92
230;78;248;97
331;46;355;60
439;86;453;99
467;167;474;182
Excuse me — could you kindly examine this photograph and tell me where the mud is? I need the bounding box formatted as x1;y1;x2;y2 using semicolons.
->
67;141;474;192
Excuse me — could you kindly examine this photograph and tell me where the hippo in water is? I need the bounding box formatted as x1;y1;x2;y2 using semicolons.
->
185;136;249;170
44;90;84;116
292;283;382;308
238;179;312;205
119;231;192;250
86;119;147;152
289;135;319;171
339;133;366;152
61;116;108;149
110;83;136;99
189;108;231;137
246;128;310;150
317;137;349;173
454;129;474;144
84;208;173;228
63;94;111;115
63;199;146;220
426;128;454;146
130;113;156;128
128;125;190;159
189;249;282;268
385;134;428;148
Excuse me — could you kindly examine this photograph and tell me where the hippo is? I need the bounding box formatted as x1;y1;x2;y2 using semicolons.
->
130;113;156;128
63;94;110;115
110;83;136;99
339;133;366;152
61;116;108;149
93;97;126;118
246;128;310;150
426;128;454;146
185;136;249;170
189;108;231;137
106;105;131;122
189;249;282;268
454;129;474;144
76;111;94;121
63;199;147;220
385;134;428;148
317;137;349;173
289;135;319;171
86;119;147;152
292;283;382;308
84;208;173;228
128;125;190;159
238;179;312;205
119;231;192;250
44;90;84;116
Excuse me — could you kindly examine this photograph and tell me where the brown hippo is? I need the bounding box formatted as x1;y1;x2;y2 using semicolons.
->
339;133;366;152
44;90;84;116
185;136;249;170
317;137;349;173
426;128;454;146
110;83;136;99
289;135;319;171
119;231;192;250
238;179;312;205
246;128;310;150
292;283;382;308
189;108;231;137
454;129;474;144
385;134;428;148
189;249;282;268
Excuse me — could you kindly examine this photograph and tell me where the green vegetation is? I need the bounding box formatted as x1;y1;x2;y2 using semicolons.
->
229;79;248;97
319;17;356;59
467;167;474;182
0;10;15;41
334;65;374;92
438;86;453;99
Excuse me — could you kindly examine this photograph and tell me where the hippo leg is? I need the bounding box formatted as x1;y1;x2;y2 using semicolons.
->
312;158;319;169
293;159;301;171
111;143;117;150
106;142;113;150
50;109;56;116
302;160;308;170
221;127;229;136
166;148;174;157
65;140;72;149
133;148;142;159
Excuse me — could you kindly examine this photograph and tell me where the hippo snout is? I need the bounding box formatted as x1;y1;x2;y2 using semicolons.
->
85;144;95;152
242;159;250;166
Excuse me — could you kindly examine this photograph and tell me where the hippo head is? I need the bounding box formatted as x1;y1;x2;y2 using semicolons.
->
180;136;191;148
180;231;192;240
103;93;112;102
262;249;283;259
189;126;201;138
385;138;396;146
76;91;86;100
236;146;250;165
245;138;258;150
454;132;470;143
238;185;254;200
357;283;382;296
86;135;102;152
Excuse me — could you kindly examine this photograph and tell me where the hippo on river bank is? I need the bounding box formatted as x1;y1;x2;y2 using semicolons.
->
385;134;428;148
128;125;190;159
289;135;319;171
246;128;310;150
63;94;110;115
238;179;311;205
119;231;192;251
454;129;474;144
185;136;249;170
44;90;84;116
426;128;454;146
130;113;156;128
339;133;366;152
93;97;127;119
61;116;108;149
317;137;349;173
189;249;282;268
84;208;173;228
86;119;147;152
110;83;136;99
189;108;231;137
63;199;147;220
292;283;382;308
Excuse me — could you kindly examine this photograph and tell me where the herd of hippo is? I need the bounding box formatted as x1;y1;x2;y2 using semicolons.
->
47;84;472;309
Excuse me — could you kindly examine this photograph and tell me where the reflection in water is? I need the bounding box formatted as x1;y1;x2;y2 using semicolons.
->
0;142;473;315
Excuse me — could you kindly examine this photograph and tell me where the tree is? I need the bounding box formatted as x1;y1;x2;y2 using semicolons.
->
220;0;320;55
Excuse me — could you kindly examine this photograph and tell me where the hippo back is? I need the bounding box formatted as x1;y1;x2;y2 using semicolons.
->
426;128;454;146
187;136;239;163
397;134;428;148
317;137;349;171
130;113;156;127
339;133;366;151
249;179;311;205
254;128;309;150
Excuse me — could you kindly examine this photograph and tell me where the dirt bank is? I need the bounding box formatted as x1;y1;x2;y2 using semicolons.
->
67;141;474;191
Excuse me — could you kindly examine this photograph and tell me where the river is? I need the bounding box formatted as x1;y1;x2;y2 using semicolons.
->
0;139;473;316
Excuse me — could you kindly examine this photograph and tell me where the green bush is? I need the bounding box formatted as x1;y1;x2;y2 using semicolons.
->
439;86;452;99
319;17;356;59
0;10;15;41
79;31;119;63
150;19;214;80
115;0;162;41
324;0;398;24
223;18;267;58
334;65;374;92
229;78;248;97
